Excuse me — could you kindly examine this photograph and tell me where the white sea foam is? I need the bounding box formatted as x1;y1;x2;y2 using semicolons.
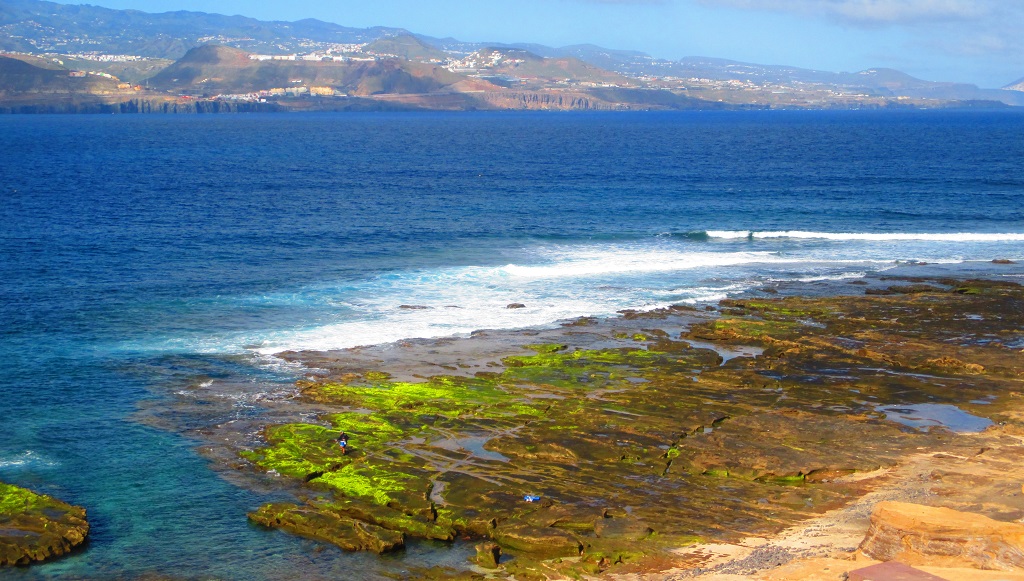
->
244;247;850;353
707;230;1024;242
500;250;788;278
249;295;623;354
651;283;747;297
793;272;868;283
125;237;1020;357
706;230;758;239
0;450;56;469
680;292;730;304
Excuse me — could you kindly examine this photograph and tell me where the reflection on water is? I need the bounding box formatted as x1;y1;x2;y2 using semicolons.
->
879;404;993;433
683;339;764;364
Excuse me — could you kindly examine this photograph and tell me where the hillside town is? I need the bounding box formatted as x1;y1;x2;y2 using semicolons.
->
3;7;1022;111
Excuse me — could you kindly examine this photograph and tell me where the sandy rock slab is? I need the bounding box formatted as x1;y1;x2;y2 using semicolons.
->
0;482;89;567
767;557;1024;581
848;561;948;580
859;501;1024;571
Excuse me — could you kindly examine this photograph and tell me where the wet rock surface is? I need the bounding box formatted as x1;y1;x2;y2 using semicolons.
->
225;277;1024;577
0;482;89;567
249;503;405;553
474;541;501;568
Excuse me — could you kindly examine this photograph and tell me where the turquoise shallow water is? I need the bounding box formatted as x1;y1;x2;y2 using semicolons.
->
1;110;1023;578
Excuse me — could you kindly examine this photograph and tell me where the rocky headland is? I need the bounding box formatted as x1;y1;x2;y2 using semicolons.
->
206;272;1024;579
0;482;89;567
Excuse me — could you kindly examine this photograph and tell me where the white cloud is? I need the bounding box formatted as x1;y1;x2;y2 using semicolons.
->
690;0;1024;85
579;0;667;4
697;0;994;25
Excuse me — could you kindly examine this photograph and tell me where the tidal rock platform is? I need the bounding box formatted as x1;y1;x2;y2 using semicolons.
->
0;482;89;567
228;275;1024;578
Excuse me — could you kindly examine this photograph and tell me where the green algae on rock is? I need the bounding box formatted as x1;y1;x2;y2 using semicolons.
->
0;482;89;567
249;503;404;553
237;278;1024;577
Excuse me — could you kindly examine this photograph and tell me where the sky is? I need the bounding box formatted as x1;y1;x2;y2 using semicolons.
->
64;0;1024;88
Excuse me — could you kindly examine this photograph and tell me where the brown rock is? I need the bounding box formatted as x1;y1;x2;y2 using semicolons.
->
925;357;985;374
848;561;948;581
491;522;582;558
0;483;89;567
593;515;654;540
474;542;501;568
328;500;455;541
520;505;598;532
858;501;1024;571
506;303;526;309
249;503;404;554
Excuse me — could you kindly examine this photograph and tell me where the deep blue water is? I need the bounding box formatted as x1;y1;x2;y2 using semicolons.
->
1;110;1023;579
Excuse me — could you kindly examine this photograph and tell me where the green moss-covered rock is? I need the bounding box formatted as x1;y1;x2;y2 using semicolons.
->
593;515;654;541
491;522;582;558
238;278;1024;576
248;502;403;553
473;541;501;568
0;482;89;566
324;498;454;541
240;422;346;480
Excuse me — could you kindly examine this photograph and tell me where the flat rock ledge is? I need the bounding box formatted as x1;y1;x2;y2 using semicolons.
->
859;501;1024;571
234;279;1024;577
0;482;89;567
249;503;404;554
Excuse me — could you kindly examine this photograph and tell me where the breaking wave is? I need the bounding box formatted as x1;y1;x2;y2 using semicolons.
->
703;230;1024;241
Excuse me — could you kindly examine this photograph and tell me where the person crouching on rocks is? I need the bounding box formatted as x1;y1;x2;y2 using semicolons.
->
337;431;349;455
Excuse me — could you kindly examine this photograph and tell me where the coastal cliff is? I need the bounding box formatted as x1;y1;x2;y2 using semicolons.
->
0;96;281;114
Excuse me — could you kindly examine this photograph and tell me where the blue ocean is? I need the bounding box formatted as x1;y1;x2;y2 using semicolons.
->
1;110;1022;579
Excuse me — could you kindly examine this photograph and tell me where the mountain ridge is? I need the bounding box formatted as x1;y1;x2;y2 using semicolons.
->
1;0;1020;110
1004;77;1024;92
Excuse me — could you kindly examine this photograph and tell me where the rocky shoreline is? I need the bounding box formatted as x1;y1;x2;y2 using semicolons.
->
0;482;90;567
206;267;1024;579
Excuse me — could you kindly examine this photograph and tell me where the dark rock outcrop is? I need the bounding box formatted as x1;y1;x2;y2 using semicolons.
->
491;522;583;558
0;482;89;567
249;503;404;554
474;542;501;568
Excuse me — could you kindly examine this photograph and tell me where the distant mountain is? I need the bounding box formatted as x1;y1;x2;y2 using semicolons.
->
590;55;1024;106
848;68;1024;105
413;37;650;68
147;44;486;96
1004;77;1024;92
139;44;739;112
545;45;652;71
0;54;120;92
454;46;633;88
0;0;406;58
364;35;447;62
1;0;1019;110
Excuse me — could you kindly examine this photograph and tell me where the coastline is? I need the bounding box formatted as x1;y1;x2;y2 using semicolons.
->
5;109;1024;579
164;259;1024;579
2;95;1020;115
